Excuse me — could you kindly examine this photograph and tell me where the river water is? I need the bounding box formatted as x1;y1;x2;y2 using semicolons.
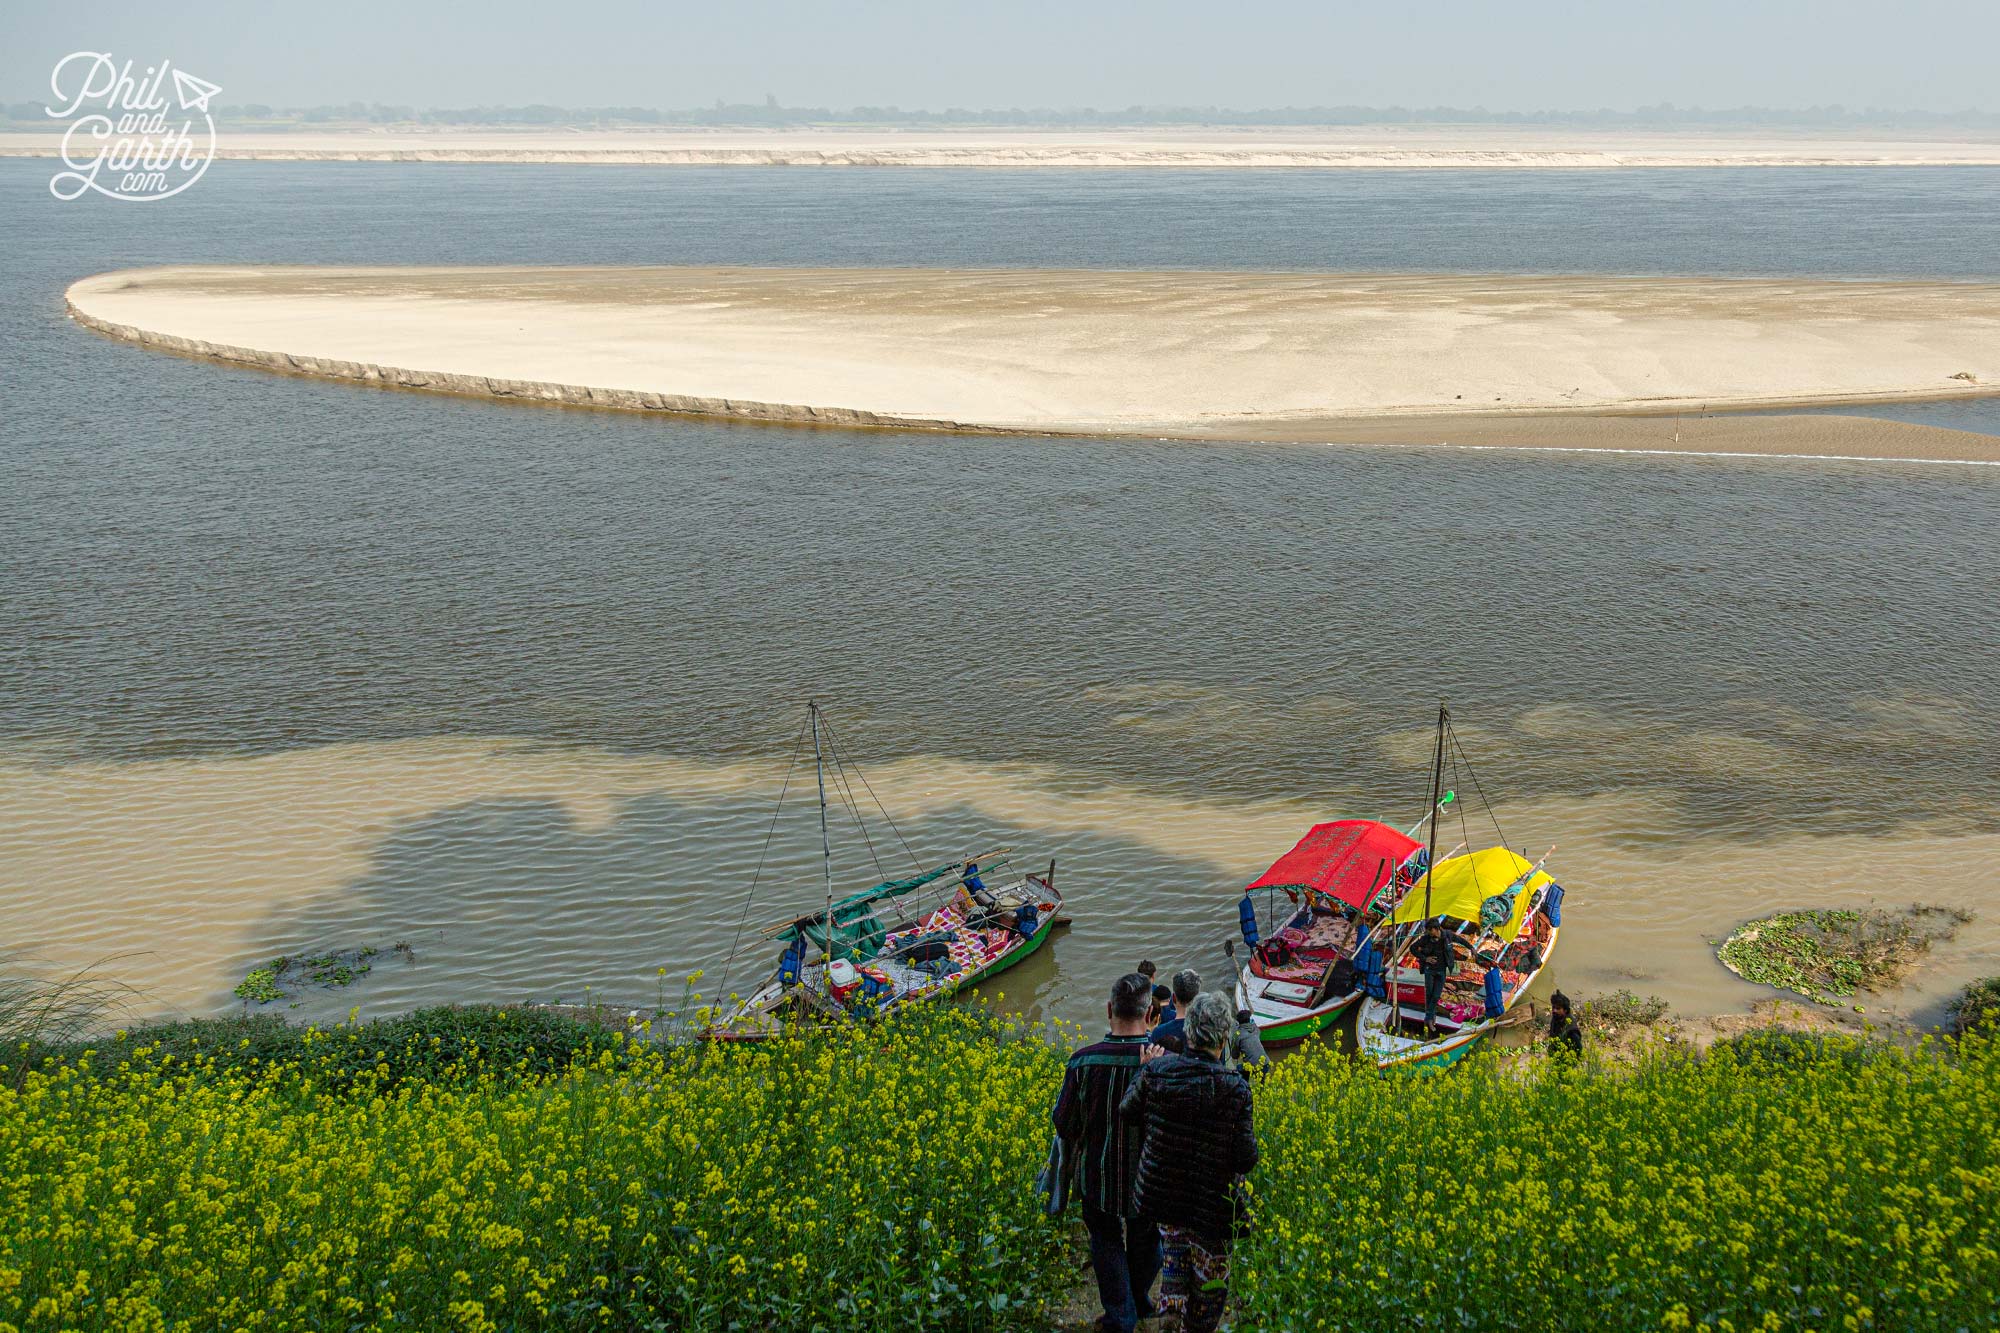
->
3;160;1997;1030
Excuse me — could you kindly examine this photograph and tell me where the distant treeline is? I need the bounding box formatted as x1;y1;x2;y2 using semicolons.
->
8;98;1999;129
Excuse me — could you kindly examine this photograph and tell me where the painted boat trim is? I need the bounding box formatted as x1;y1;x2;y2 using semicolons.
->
1358;922;1562;1070
707;886;1063;1040
1245;984;1361;1044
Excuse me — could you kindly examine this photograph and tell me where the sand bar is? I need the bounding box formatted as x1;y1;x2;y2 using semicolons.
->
13;125;2000;168
66;265;2000;460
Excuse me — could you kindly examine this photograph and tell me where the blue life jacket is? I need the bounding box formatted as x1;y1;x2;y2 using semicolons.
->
1545;883;1565;927
1015;903;1039;936
1238;894;1260;947
1483;966;1505;1020
776;939;803;987
1355;939;1386;1000
963;863;986;893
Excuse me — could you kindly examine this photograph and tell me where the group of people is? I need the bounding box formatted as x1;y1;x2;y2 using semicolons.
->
1047;965;1263;1333
1046;962;1586;1332
1135;960;1267;1069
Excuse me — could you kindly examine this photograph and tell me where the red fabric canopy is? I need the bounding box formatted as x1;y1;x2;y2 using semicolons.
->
1244;819;1421;910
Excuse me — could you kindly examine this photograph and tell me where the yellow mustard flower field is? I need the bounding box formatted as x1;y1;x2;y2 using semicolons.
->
1242;1033;2000;1331
2;1007;1996;1332
1;1007;1070;1332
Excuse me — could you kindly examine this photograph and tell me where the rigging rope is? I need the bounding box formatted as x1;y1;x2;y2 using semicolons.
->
1446;716;1511;856
1447;738;1497;905
819;713;926;873
825;729;888;881
714;710;813;1005
1451;742;1471;859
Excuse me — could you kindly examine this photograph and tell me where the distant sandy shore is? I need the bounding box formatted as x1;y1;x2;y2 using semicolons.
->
66;265;2000;461
14;124;2000;168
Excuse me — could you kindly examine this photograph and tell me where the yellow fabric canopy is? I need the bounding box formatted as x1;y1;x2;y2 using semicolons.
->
1388;846;1550;942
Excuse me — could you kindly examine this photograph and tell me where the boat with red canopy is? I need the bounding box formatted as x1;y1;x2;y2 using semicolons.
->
1229;815;1437;1044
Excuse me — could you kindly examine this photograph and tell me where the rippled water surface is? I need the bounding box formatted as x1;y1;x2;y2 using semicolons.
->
3;160;1998;1028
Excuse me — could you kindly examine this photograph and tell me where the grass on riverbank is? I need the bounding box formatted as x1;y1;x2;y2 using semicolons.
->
1951;976;2000;1037
3;1004;1997;1331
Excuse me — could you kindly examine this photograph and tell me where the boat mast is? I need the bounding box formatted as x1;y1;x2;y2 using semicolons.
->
1393;700;1448;1039
811;701;835;963
1423;701;1447;923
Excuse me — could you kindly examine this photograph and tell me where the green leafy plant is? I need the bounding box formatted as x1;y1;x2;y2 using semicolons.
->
1236;1031;1998;1329
1718;903;1970;1003
233;945;390;1006
232;966;283;1003
1577;989;1670;1032
2;1004;1073;1331
1949;976;2000;1038
16;1004;643;1093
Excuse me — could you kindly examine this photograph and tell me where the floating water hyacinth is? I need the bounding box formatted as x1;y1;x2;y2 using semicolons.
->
1717;904;1970;1003
234;944;403;1006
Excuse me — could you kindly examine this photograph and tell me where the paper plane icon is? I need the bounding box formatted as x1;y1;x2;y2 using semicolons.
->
171;68;222;113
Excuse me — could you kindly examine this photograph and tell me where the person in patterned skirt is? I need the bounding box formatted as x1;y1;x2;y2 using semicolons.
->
1119;991;1257;1333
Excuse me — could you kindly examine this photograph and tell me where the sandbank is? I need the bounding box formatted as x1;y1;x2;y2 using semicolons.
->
11;124;2000;169
65;265;2000;461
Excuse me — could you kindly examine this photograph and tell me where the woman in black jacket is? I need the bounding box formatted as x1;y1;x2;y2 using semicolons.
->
1119;990;1258;1333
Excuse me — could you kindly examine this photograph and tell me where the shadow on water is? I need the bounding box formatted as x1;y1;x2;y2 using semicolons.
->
243;785;1251;1029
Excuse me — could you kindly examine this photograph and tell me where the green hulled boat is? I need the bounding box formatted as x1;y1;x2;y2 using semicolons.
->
704;703;1063;1041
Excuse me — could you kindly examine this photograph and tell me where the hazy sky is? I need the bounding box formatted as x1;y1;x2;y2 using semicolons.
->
5;0;1996;112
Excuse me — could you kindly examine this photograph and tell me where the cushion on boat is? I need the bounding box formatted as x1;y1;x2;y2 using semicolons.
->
1290;912;1359;957
1262;980;1317;1006
1252;955;1327;985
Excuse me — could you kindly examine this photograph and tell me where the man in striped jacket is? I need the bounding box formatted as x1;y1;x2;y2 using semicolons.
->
1052;972;1161;1333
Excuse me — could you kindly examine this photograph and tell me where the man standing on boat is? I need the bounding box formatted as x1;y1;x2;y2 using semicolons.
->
1410;920;1462;1037
1052;972;1162;1333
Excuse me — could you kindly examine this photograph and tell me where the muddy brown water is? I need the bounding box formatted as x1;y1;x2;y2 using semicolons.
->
4;161;1998;1032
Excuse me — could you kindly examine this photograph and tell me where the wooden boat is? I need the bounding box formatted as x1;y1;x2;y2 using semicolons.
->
704;703;1063;1041
1353;704;1569;1071
707;858;1063;1040
1229;817;1436;1045
1353;846;1564;1070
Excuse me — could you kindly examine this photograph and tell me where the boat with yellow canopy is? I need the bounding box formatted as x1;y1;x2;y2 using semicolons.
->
1352;706;1568;1070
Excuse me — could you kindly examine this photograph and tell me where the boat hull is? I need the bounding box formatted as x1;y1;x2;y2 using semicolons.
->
1358;923;1562;1071
952;905;1059;989
1257;996;1356;1044
1237;965;1362;1044
707;877;1062;1040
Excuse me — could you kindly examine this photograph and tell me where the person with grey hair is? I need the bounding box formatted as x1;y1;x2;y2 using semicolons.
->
1119;991;1257;1333
1227;1008;1269;1069
1147;968;1203;1054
